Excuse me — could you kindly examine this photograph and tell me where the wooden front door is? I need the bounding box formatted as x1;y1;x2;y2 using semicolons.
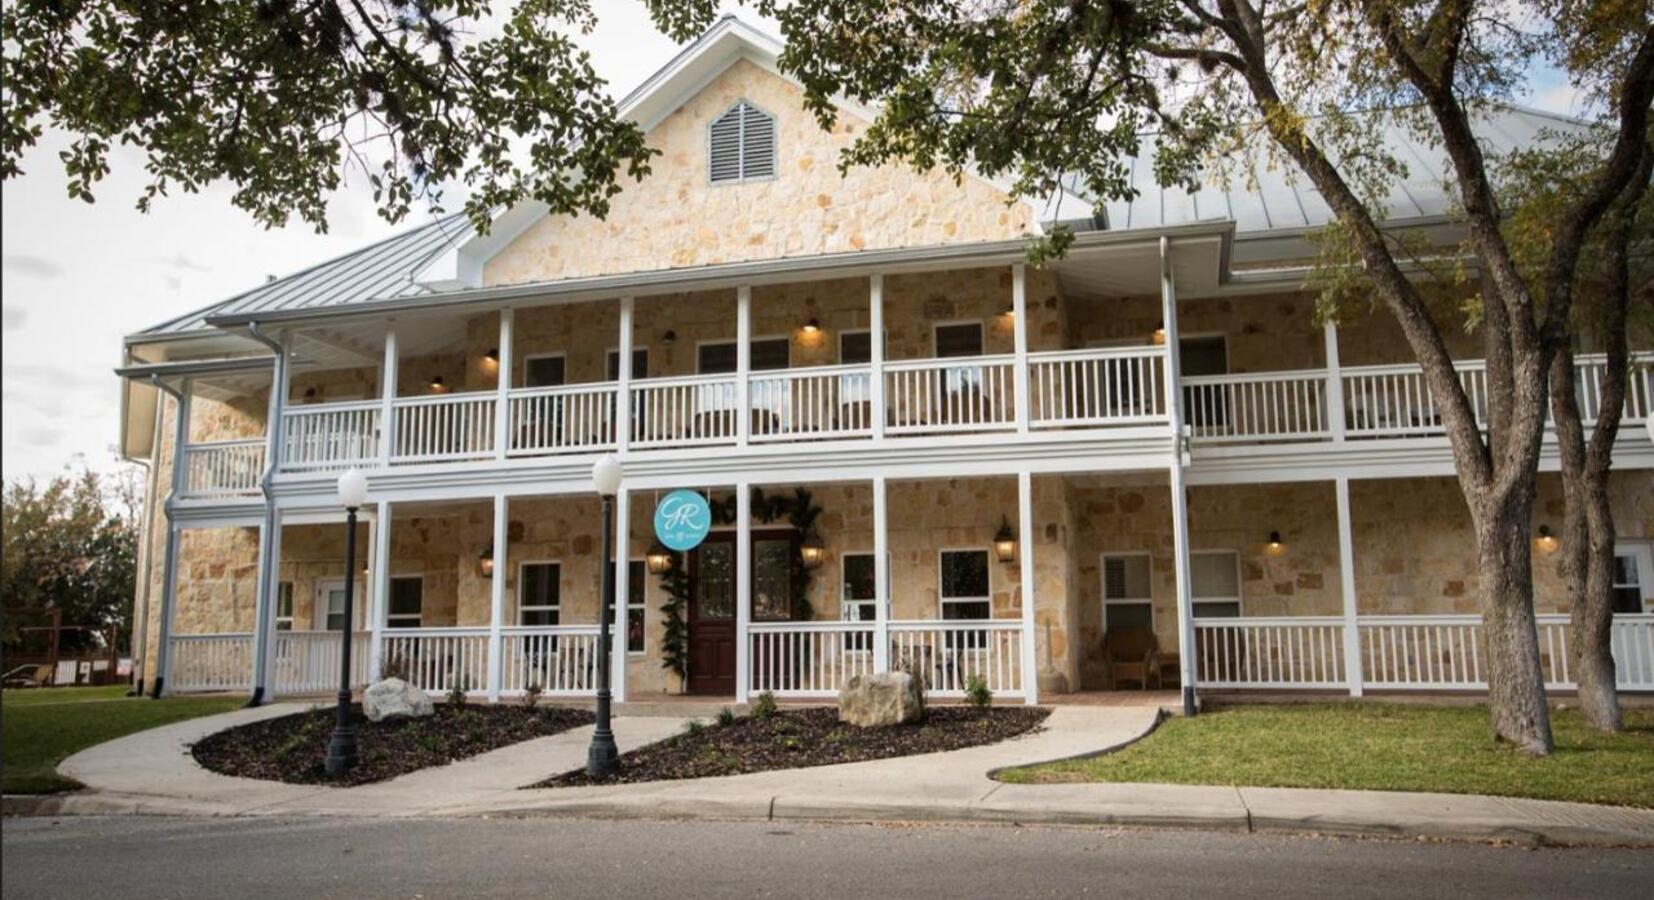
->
687;535;737;694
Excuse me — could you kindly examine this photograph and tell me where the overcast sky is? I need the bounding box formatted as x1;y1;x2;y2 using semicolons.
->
0;3;1585;484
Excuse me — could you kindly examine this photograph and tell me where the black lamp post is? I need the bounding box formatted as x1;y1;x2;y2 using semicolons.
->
325;467;368;778
587;454;623;778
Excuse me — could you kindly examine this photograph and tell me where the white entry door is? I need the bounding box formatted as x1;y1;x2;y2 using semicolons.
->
1613;545;1654;614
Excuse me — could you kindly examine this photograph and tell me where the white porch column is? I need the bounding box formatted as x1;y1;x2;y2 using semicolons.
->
869;275;886;441
1334;477;1364;696
1017;471;1038;704
613;485;631;703
1011;264;1031;434
152;379;192;697
872;475;890;673
1324;321;1347;441
616;297;634;453
251;341;289;703
368;500;392;680
734;481;752;703
736;287;752;447
494;309;513;462
1160;236;1198;715
487;493;508;702
378;326;398;467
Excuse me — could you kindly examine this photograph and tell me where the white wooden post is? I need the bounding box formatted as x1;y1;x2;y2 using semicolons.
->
735;482;752;703
872;475;890;673
494;309;513;462
368;499;392;680
378;326;398;467
617;297;634;453
1017;470;1038;704
1335;477;1364;696
613;485;631;703
870;275;886;441
1324;321;1347;441
251;341;289;702
487;493;507;701
1011;264;1031;434
255;513;285;698
736;287;752;447
1160;237;1198;715
153;379;192;696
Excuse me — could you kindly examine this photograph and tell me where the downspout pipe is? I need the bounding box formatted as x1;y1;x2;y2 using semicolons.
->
124;407;165;696
148;374;186;699
244;322;288;707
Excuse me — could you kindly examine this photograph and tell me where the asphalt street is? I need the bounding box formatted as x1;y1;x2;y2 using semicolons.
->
3;815;1649;899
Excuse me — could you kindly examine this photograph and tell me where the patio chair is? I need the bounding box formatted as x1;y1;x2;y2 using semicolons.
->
1103;629;1162;690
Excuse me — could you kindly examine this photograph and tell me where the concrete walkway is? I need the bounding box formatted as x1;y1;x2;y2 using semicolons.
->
25;703;1654;847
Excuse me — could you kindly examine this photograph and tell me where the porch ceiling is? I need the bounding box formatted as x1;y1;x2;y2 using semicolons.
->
1050;232;1224;299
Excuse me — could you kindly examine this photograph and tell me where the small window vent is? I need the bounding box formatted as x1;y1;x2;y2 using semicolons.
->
709;100;776;184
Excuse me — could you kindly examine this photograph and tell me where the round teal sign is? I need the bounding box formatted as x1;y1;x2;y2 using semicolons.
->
654;489;712;552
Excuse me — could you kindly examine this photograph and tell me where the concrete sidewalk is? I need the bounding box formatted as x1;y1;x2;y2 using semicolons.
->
20;703;1654;847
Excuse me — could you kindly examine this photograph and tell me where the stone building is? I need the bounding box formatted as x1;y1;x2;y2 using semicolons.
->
118;17;1654;706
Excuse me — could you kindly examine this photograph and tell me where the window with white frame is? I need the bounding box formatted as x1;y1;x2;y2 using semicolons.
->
934;322;984;358
524;354;567;388
842;553;878;624
1190;551;1242;618
1101;553;1153;633
518;562;561;627
627;560;646;654
275;581;294;631
1612;545;1652;614
939;549;991;620
709;99;776;183
387;577;423;629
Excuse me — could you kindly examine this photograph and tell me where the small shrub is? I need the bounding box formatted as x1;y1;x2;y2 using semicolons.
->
683;718;707;737
715;707;737;728
750;691;778;720
964;674;992;709
446;677;469;708
521;683;543;709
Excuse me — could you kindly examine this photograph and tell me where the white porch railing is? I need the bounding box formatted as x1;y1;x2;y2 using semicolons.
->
629;373;741;447
391;393;497;463
168;633;254;693
748;621;878;696
888;620;1024;696
1028;347;1167;427
885;356;1017;435
1183;370;1331;443
380;627;491;695
1342;361;1491;437
281;401;380;471
272;630;371;695
748;364;876;441
507;384;618;456
182;439;266;497
1191;616;1348;688
499;625;602;695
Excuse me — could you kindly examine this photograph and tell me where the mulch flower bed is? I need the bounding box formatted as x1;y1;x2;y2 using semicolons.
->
193;702;594;787
538;705;1049;788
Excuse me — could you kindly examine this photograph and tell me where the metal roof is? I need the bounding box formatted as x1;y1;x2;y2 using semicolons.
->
135;213;473;338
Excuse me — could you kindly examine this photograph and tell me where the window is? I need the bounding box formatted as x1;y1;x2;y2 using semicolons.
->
387;577;423;629
606;348;648;381
627;560;647;654
709;99;776;183
934;322;984;359
1180;336;1230;431
842;553;877;651
518;563;560;627
1101;554;1153;633
316;580;355;631
697;338;788;375
1612;546;1652;614
275;582;294;631
939;549;991;620
840;330;872;365
524;354;567;389
1190;551;1242;618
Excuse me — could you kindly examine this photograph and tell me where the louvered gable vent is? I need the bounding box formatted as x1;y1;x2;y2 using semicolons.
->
709;100;775;183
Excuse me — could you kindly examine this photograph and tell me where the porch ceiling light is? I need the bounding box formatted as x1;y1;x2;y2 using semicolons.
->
1536;525;1559;554
802;317;821;334
646;541;673;575
486;347;500;362
799;530;826;569
429;375;446;392
994;516;1017;563
479;544;494;577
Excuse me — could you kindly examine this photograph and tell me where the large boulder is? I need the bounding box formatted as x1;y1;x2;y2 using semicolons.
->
838;672;924;728
363;677;434;723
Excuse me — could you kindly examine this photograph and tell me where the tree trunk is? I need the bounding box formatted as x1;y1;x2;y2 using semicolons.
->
1475;490;1556;753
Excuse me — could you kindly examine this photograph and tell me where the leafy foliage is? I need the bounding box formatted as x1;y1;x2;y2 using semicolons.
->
964;673;992;709
655;549;691;682
1;0;656;232
750;690;778;720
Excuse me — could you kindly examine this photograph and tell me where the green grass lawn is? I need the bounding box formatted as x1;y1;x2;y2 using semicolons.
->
999;703;1654;808
2;686;243;793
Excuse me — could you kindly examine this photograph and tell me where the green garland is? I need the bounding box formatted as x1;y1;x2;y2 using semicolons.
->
657;550;691;681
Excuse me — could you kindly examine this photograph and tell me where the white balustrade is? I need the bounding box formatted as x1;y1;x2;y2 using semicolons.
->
1028;347;1166;427
1342;361;1490;437
280;401;380;471
168;633;254;693
884;356;1017;434
1574;352;1653;425
390;393;497;463
629;373;741;447
748;621;878;696
499;626;602;695
182;439;266;497
887;620;1023;696
379;628;491;695
1183;370;1329;443
748;364;875;441
507;384;618;456
1191;617;1347;688
272;631;371;695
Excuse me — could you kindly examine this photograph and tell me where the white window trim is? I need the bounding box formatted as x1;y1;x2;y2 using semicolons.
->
274;581;295;632
1613;541;1654;614
1190;549;1244;617
932;319;985;359
937;547;993;621
385;574;425;629
1099;551;1155;633
626;558;647;656
521;351;568;388
314;578;366;631
516;560;562;626
696;334;792;373
605;346;650;383
707;98;778;186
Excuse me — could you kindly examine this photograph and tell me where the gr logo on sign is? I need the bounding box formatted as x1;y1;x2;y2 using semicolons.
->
654;489;712;552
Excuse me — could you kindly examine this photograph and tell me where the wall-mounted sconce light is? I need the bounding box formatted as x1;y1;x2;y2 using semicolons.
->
479;544;494;577
1151;322;1167;345
994;516;1018;563
645;540;673;575
429;375;446;392
1266;530;1286;555
802;317;821;334
303;387;318;401
799;530;826;569
1535;525;1559;554
662;329;677;346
